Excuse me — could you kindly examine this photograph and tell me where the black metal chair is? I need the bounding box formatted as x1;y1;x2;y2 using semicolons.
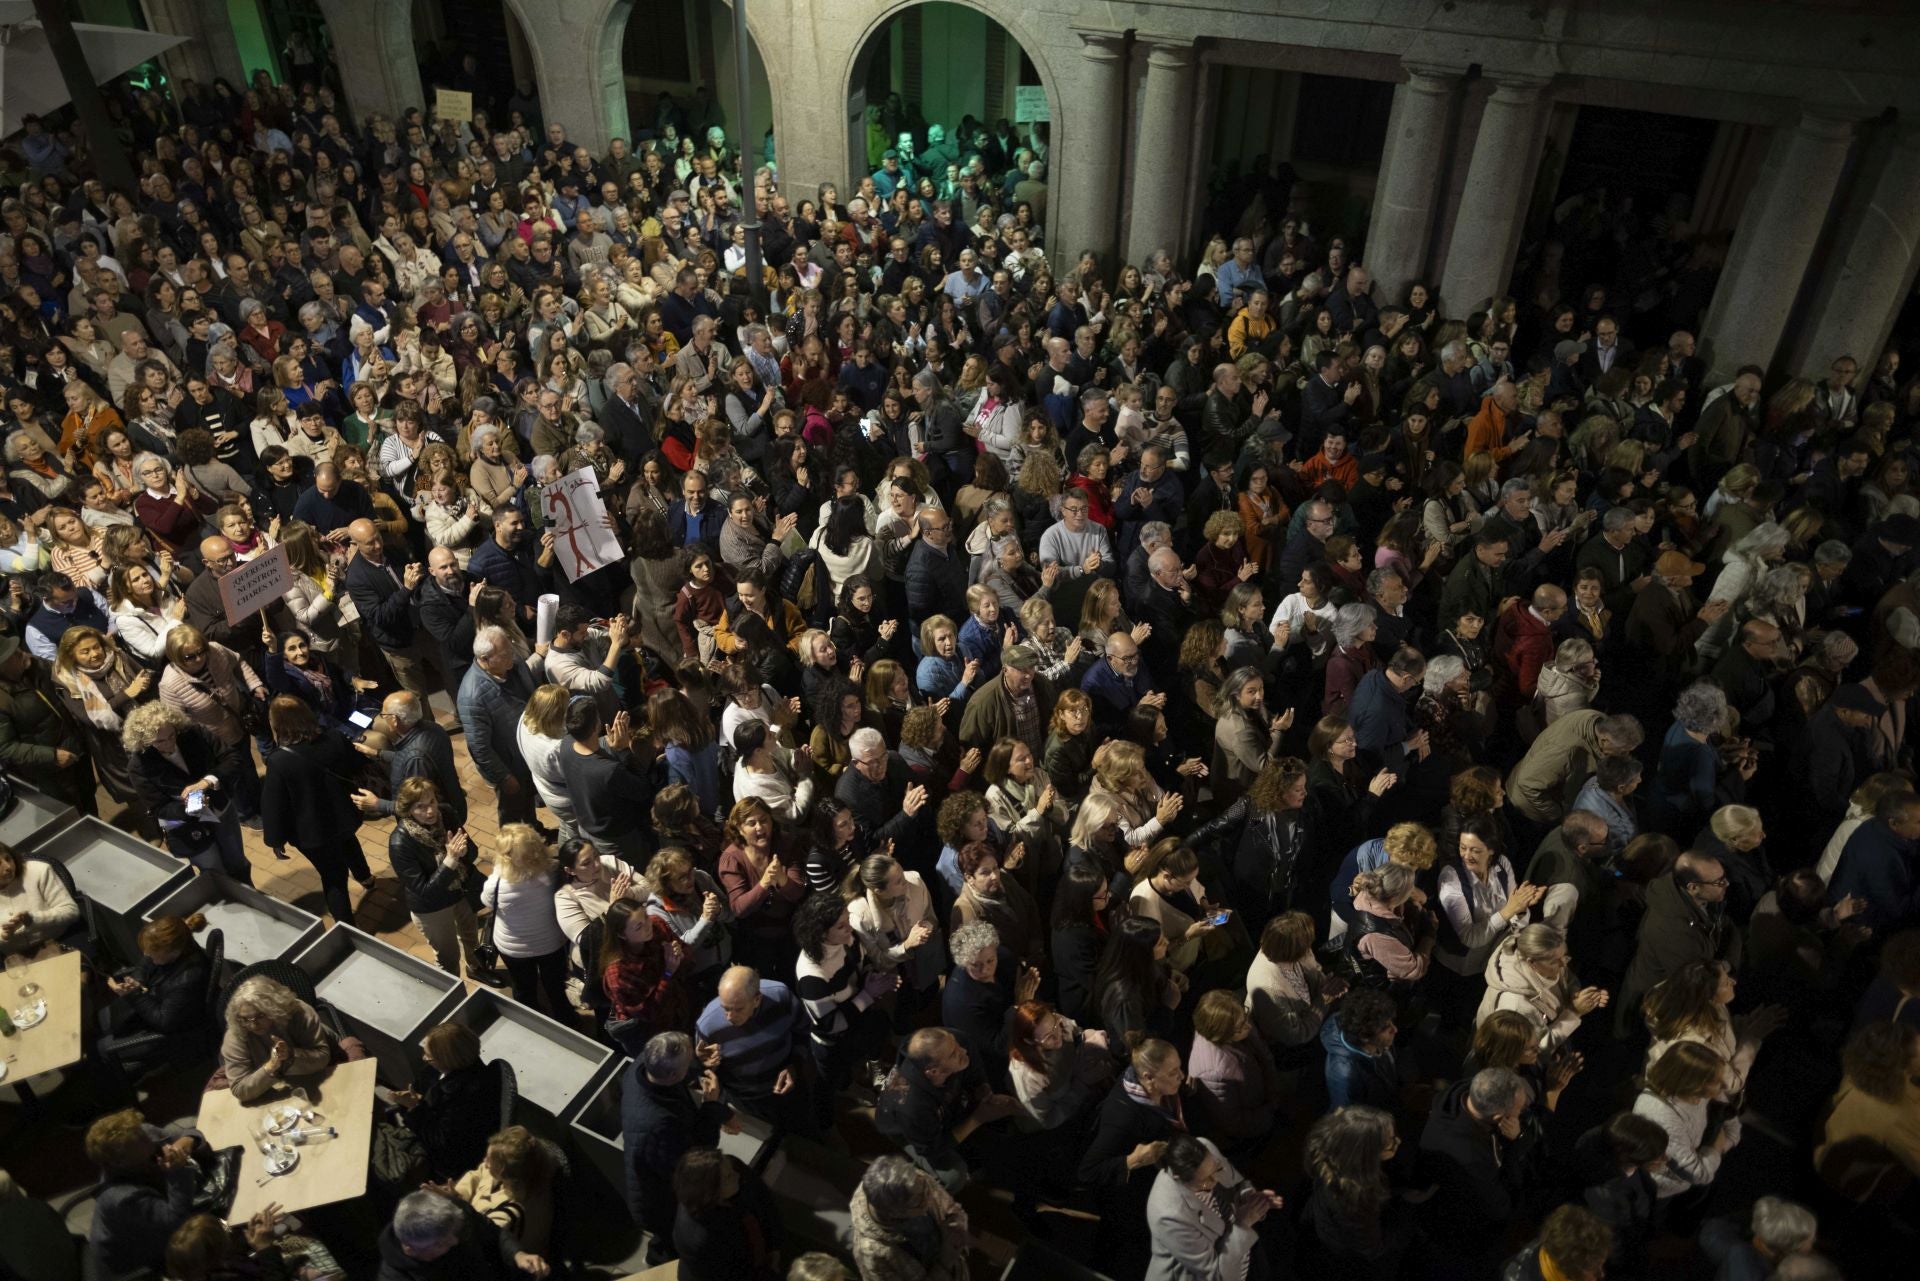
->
538;1137;583;1280
497;1058;519;1130
0;1196;83;1281
218;958;352;1047
28;857;96;964
97;929;226;1091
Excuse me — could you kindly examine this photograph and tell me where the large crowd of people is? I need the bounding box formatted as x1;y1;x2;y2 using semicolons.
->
0;47;1916;1281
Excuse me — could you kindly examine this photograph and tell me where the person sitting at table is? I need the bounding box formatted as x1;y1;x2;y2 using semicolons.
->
390;1023;505;1182
85;1108;212;1281
218;975;366;1101
375;1187;548;1281
0;838;80;960
96;912;213;1090
166;1207;344;1281
451;1124;557;1257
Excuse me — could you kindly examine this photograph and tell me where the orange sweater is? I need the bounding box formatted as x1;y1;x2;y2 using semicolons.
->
1463;399;1516;463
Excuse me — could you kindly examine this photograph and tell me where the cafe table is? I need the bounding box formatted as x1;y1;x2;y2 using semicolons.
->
195;1056;378;1225
0;950;84;1105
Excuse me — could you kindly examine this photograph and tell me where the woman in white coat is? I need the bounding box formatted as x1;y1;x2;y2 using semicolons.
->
1475;923;1610;1051
846;850;944;1022
1145;1134;1284;1281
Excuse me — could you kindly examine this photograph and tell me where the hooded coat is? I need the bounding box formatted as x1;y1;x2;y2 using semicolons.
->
1476;933;1582;1049
847;1174;972;1281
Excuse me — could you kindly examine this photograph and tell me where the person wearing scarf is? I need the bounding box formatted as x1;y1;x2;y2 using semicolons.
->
1078;1038;1190;1278
51;624;151;807
600;899;690;1054
386;777;487;980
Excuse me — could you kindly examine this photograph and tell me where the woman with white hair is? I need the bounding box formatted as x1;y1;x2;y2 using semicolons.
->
220;975;364;1100
1699;522;1790;659
1323;603;1380;716
1651;681;1741;836
1415;653;1495;773
1534;636;1601;726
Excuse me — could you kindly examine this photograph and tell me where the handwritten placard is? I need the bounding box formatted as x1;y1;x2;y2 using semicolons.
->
540;468;623;582
1014;85;1049;123
434;88;474;124
218;542;294;627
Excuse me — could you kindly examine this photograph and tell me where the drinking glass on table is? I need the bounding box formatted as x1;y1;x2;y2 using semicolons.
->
3;953;33;1005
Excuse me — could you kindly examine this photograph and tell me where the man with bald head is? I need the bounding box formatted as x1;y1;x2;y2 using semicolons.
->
351;690;466;829
1134;544;1196;685
1493;582;1566;708
415;545;478;699
182;533;282;654
342;516;433;698
694;964;811;1134
1079;627;1165;738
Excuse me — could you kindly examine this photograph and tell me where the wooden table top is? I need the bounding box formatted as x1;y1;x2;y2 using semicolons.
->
196;1056;377;1225
0;949;83;1084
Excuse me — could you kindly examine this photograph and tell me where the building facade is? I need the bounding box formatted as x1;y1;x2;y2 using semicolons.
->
154;0;1920;382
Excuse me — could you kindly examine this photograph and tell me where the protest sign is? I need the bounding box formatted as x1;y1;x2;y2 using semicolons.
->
541;468;624;581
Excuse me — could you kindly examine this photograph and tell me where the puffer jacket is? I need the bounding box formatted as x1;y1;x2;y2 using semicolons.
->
1533;662;1597;726
1476;933;1582;1049
1321;1009;1400;1112
848;1174;971;1281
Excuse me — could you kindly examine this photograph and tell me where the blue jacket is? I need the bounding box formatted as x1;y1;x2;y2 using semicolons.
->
905;539;968;628
456;659;535;787
1829;818;1920;932
1330;838;1389;928
1348;668;1412;755
958;615;1002;683
1321;1012;1399;1113
666;499;726;549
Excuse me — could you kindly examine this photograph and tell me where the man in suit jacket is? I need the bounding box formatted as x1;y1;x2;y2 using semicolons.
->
343;517;434;698
1576;315;1635;386
457;625;541;827
596;362;653;461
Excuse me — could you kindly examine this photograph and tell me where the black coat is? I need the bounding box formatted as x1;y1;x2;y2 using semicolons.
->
620;1060;727;1233
670;1161;783;1281
1050;921;1102;1021
128;726;241;855
400;1061;504;1181
344;554;419;650
114;952;211;1053
374;1197;518;1281
1418;1079;1537;1260
259;733;364;856
387;822;477;915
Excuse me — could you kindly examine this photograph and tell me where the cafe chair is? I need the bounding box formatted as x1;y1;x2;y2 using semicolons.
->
497;1059;519;1130
28;857;97;965
537;1137;583;1280
97;929;226;1092
0;1195;83;1281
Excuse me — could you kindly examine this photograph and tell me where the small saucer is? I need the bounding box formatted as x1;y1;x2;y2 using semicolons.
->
261;1147;299;1176
9;1001;46;1031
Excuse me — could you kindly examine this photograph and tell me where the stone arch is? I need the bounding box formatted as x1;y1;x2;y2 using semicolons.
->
839;0;1066;251
314;0;423;125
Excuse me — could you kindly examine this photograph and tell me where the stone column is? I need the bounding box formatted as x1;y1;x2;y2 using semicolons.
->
315;0;422;126
1365;62;1462;300
522;3;632;155
1437;74;1549;314
1789;125;1920;378
1125;35;1197;268
142;0;246;88
1051;28;1127;267
1701;109;1854;381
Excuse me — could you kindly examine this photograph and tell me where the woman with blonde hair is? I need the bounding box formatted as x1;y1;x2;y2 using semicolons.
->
158;622;265;751
122;700;253;881
1477;922;1609;1050
517;683;579;840
51;624;151;807
1089;739;1181;852
452;1125;557;1254
220;975;364;1100
481;824;571;1018
277;519;361;677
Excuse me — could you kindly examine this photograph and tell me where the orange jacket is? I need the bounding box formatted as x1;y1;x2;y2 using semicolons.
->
1464;398;1517;463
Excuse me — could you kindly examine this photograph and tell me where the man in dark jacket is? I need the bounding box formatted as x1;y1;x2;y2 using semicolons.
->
375;1189;538;1281
1320;988;1402;1115
344;517;433;698
875;1026;1018;1193
457;626;539;827
1790;682;1879;832
416;547;478;702
905;508;967;630
357;691;466;828
559;696;656;863
1827;789;1920;933
622;1032;729;1264
957;648;1053;752
1418;1068;1539;1273
837;728;934;855
1439;529;1513;631
1624;552;1726;692
1616;851;1743;1035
